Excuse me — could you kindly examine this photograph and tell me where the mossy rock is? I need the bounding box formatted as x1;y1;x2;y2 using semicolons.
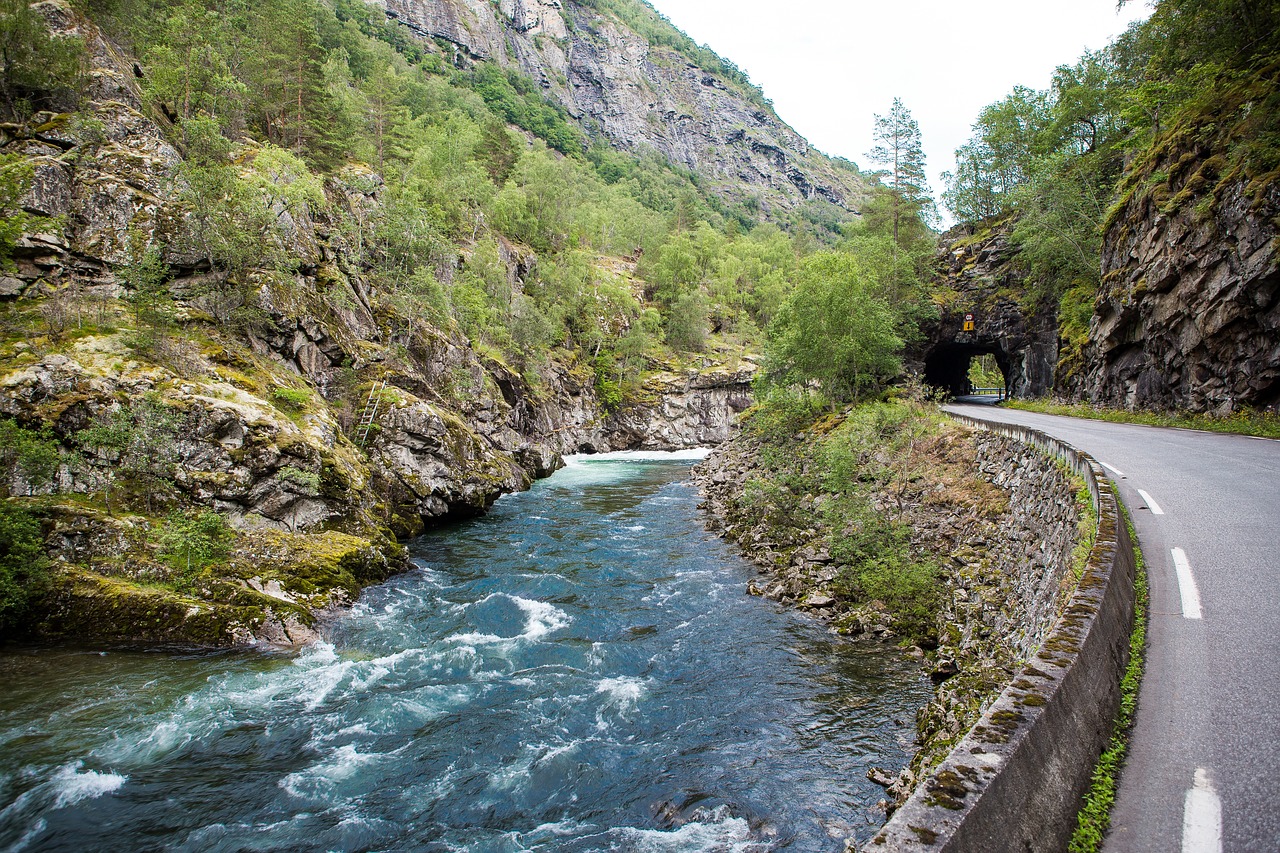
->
232;529;405;598
36;565;273;645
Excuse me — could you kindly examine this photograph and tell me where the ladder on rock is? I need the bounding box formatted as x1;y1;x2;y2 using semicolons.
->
356;380;386;447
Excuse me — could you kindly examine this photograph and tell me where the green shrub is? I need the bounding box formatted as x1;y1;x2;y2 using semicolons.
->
77;394;180;512
664;290;708;352
0;0;85;123
278;466;321;493
828;500;939;642
0;501;50;638
156;510;233;577
0;419;63;496
743;386;826;442
741;397;948;643
1;155;38;268
592;355;624;413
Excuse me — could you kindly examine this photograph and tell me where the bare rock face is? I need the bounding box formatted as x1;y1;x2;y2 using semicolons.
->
595;366;756;451
1;0;181;304
371;0;869;217
1077;177;1280;413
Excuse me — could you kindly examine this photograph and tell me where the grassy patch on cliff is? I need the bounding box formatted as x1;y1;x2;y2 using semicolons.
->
1003;399;1280;439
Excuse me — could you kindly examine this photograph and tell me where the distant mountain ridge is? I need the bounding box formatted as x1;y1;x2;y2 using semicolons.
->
369;0;870;218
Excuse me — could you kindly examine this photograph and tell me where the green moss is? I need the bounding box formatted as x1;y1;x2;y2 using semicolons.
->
271;386;312;414
231;528;403;598
990;708;1024;730
909;825;939;844
319;461;355;500
37;565;274;645
924;769;969;810
1106;60;1280;238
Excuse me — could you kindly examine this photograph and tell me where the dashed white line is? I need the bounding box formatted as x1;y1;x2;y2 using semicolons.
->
1172;548;1203;620
1182;768;1223;853
1100;462;1127;478
1138;489;1166;515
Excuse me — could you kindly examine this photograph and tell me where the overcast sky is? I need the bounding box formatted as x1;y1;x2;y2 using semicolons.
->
644;0;1152;220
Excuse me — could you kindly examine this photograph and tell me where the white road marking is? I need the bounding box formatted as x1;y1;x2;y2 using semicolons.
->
1101;462;1127;478
1137;489;1165;514
1182;768;1223;853
1172;548;1203;620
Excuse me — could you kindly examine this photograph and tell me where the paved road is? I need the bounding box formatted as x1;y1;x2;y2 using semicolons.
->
944;405;1280;853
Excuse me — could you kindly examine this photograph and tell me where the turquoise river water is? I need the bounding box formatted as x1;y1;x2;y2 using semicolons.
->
0;452;930;852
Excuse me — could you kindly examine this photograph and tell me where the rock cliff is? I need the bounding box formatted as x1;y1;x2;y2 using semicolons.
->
370;0;869;217
1072;82;1280;413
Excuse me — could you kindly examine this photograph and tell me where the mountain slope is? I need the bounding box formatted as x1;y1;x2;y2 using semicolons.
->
371;0;869;218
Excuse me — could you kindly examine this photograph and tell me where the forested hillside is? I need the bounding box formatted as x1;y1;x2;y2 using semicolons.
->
4;0;1273;647
0;0;937;642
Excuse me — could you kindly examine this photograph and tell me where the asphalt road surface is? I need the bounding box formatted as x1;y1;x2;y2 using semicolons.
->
944;404;1280;853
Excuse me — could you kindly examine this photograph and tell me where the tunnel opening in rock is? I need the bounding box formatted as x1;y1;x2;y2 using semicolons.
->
923;344;1009;398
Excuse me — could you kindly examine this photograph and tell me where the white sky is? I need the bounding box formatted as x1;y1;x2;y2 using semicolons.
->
644;0;1153;220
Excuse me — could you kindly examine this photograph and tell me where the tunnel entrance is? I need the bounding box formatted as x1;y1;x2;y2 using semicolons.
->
923;343;1009;398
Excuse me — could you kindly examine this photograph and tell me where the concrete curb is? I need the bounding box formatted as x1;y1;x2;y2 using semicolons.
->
863;413;1137;851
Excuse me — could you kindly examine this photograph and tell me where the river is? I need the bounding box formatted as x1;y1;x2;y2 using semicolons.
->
0;452;930;852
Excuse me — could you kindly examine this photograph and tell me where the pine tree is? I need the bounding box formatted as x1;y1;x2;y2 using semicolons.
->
866;97;932;246
245;0;343;168
141;0;242;126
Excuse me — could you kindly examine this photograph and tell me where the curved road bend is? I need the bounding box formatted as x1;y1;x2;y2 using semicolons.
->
943;404;1280;853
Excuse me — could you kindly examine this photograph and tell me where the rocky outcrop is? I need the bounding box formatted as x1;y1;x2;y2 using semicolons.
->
910;223;1059;399
1075;169;1280;413
1054;63;1280;414
369;0;869;217
3;0;180;295
586;365;755;451
36;508;402;646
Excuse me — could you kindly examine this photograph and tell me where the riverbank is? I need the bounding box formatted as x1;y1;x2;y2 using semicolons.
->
693;395;1089;808
1;352;754;647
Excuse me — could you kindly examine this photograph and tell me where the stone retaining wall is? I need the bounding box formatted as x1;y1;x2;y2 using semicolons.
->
865;415;1137;852
967;432;1082;665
